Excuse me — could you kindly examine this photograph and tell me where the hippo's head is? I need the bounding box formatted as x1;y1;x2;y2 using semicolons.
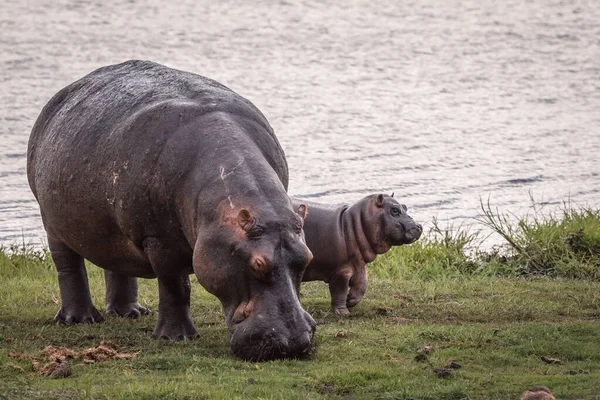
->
193;200;316;361
363;193;423;252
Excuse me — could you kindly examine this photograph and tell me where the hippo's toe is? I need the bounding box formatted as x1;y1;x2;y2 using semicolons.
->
153;319;199;341
107;302;152;318
333;307;350;316
55;306;105;325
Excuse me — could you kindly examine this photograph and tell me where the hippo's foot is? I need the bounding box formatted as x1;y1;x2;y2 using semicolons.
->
346;297;361;308
333;306;350;316
153;313;199;341
107;302;152;318
55;305;105;325
346;291;365;308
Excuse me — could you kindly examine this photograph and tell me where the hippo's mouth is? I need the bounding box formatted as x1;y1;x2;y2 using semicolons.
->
404;234;420;244
388;223;422;245
228;325;315;362
227;309;316;362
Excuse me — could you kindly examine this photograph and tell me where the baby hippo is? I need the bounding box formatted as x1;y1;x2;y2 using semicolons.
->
293;194;422;315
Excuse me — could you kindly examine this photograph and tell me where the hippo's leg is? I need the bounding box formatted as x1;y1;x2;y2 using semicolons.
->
143;238;199;340
328;270;352;315
105;271;152;318
48;236;104;324
346;266;368;308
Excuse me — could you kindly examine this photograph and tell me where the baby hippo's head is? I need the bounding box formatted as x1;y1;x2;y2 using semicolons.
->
364;194;423;252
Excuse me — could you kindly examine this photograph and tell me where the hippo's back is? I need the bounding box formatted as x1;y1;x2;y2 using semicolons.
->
28;61;272;185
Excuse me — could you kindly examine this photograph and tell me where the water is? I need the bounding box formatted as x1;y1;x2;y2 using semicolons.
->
1;0;599;247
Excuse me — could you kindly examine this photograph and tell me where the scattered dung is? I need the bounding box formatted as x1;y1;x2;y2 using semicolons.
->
375;306;394;316
414;354;429;363
540;356;562;364
9;340;136;378
445;362;462;369
563;369;590;375
520;386;556;400
79;341;136;363
434;368;453;378
334;330;348;339
416;345;435;354
33;359;72;379
7;364;25;373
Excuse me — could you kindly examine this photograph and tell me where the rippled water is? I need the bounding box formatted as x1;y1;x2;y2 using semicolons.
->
1;0;599;247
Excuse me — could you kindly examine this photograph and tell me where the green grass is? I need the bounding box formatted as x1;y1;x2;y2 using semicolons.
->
1;205;600;399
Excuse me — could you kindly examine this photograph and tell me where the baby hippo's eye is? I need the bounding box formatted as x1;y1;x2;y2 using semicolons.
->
294;222;302;235
390;207;401;217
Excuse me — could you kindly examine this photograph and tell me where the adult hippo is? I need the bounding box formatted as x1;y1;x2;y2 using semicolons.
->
294;194;422;315
27;60;315;361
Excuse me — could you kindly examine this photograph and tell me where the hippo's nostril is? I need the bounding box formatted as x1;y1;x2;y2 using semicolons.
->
298;331;313;350
304;312;317;332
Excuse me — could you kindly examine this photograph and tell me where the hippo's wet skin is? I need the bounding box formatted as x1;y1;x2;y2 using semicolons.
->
27;60;316;361
295;194;422;315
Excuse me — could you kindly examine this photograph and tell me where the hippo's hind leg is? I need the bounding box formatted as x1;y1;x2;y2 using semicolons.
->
143;238;199;340
48;236;104;324
328;268;353;316
346;266;368;308
105;271;152;318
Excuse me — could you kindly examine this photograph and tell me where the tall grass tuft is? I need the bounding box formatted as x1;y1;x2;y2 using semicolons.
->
0;243;53;278
477;198;600;279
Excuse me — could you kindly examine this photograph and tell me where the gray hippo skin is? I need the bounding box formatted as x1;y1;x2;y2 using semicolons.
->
294;194;422;315
27;60;316;361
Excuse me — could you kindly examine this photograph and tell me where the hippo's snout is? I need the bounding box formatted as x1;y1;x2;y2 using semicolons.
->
406;222;423;243
229;310;316;361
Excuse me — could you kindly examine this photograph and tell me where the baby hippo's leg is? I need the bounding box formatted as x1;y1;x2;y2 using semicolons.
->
328;269;353;315
347;266;367;308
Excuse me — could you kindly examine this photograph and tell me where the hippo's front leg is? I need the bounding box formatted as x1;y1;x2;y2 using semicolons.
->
49;236;104;324
346;266;367;308
328;269;353;315
105;271;152;318
143;238;199;340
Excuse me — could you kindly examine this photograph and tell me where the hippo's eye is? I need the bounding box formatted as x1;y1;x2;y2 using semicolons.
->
247;226;265;240
293;222;302;235
390;207;401;217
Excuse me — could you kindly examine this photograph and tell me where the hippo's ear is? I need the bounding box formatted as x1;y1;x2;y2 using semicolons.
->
391;192;395;198
237;209;255;231
296;203;308;222
375;194;385;208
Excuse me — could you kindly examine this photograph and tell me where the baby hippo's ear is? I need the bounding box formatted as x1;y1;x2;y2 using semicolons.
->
296;203;308;223
375;194;385;208
237;209;255;232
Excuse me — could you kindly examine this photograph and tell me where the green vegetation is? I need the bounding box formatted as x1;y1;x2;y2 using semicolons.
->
1;204;599;399
372;201;600;281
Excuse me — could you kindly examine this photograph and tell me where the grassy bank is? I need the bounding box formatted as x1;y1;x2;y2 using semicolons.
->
1;205;599;399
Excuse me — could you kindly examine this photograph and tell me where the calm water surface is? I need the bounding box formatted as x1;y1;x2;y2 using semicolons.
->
1;0;599;247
